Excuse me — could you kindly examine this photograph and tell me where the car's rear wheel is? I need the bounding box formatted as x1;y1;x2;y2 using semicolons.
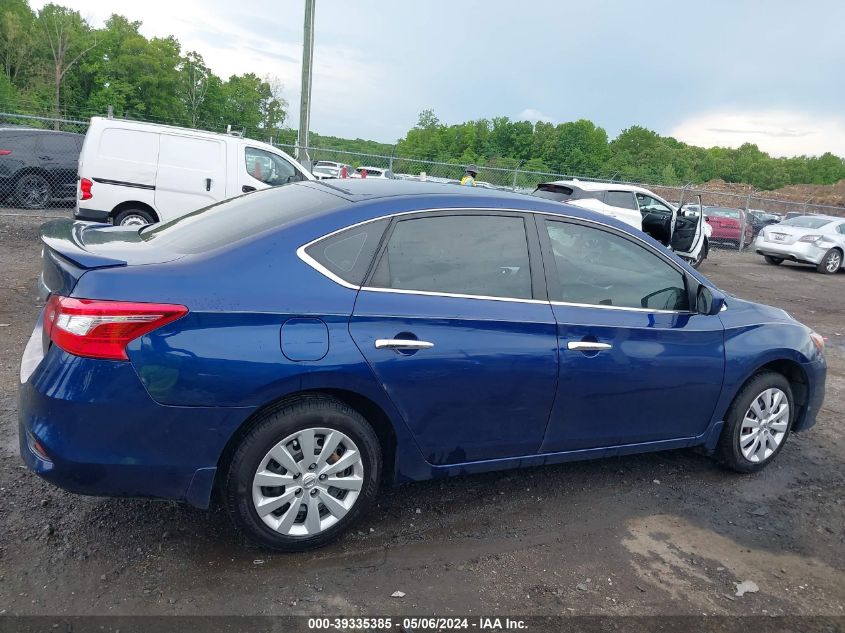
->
716;371;793;473
764;255;783;265
15;173;51;209
224;396;381;551
114;208;156;226
816;248;842;274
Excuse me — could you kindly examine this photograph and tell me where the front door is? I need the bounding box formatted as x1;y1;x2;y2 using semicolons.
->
537;216;724;452
350;212;559;465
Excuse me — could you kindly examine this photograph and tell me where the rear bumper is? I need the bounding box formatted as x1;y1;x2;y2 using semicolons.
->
18;340;253;508
74;207;111;223
754;237;827;264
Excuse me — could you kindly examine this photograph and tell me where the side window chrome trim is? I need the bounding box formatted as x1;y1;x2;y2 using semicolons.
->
296;206;703;302
549;300;693;315
359;285;548;304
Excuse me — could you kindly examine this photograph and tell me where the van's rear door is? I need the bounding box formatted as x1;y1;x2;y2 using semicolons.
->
154;134;227;219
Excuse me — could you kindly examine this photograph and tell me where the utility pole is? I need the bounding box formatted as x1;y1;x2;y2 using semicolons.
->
297;0;316;164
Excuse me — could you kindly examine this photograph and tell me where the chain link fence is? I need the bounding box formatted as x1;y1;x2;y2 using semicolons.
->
2;109;843;260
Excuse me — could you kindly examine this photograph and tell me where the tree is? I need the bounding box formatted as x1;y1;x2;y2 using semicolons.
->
0;0;34;87
38;3;95;124
179;51;210;127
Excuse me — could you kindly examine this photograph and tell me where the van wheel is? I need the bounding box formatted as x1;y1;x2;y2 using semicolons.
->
114;208;156;226
715;371;793;473
15;173;51;209
224;396;381;551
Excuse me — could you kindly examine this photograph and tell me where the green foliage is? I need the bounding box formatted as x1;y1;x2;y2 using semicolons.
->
1;1;288;137
396;112;845;190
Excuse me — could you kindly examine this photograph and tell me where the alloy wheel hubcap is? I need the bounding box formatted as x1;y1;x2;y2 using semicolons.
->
740;388;789;463
827;252;841;272
23;180;49;206
252;427;364;536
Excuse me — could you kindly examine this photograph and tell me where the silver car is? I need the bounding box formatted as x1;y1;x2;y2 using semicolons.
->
754;215;845;274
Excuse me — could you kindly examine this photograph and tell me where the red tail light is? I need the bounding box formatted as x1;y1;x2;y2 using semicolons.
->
0;149;12;156
80;177;93;200
43;296;187;361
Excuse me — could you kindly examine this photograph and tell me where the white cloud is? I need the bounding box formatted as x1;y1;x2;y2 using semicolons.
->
671;111;845;157
518;108;555;124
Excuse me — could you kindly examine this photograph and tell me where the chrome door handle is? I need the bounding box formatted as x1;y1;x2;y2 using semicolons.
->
567;341;612;352
375;339;434;350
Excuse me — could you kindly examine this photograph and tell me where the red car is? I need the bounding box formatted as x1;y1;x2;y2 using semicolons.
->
705;207;754;247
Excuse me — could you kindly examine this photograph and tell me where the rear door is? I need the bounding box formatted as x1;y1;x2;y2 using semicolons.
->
155;134;227;218
350;211;559;465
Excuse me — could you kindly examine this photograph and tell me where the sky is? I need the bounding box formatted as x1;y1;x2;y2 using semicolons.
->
30;0;845;157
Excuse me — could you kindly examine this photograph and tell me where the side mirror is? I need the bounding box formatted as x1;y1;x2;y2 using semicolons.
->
696;285;726;316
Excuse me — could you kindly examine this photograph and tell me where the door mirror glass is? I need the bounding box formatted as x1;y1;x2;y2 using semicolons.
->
696;285;725;315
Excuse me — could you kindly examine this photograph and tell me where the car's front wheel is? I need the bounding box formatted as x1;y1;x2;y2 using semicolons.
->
764;255;783;265
224;396;381;551
716;371;793;473
817;248;842;274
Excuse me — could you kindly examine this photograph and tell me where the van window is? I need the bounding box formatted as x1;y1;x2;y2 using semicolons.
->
245;147;298;186
98;128;159;163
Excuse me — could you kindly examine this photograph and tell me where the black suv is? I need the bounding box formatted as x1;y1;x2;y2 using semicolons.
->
0;128;83;209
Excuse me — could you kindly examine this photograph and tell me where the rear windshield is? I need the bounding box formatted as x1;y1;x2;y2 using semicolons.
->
706;208;740;219
139;184;340;254
779;216;833;229
532;184;574;201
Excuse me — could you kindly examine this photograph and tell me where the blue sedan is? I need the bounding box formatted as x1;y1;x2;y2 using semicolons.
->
19;180;827;550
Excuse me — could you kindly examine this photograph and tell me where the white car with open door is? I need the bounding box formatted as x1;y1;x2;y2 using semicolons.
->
75;117;314;226
532;180;709;268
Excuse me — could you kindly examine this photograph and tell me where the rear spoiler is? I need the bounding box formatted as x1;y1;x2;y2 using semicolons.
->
40;219;128;269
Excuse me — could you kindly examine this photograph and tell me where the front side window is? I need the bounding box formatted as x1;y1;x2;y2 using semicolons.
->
838;223;845;235
544;220;689;311
303;219;388;285
370;214;532;299
245;147;298;186
636;193;673;214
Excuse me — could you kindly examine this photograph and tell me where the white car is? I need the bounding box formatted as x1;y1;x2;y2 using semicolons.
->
754;215;845;274
75;117;313;226
533;180;710;268
353;166;394;179
312;160;353;179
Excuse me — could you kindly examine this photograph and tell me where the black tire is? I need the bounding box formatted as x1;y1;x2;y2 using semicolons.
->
113;208;156;226
816;248;842;274
764;255;783;265
715;371;794;473
223;395;381;551
14;173;51;209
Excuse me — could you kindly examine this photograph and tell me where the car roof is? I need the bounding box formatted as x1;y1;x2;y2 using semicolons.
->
541;179;657;196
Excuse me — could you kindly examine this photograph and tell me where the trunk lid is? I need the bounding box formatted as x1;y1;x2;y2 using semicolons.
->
40;219;182;297
762;225;814;245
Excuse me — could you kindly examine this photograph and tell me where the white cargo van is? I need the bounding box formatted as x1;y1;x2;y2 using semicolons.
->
74;117;314;225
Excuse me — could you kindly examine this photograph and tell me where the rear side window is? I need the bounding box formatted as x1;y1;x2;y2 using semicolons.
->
38;133;81;156
605;191;637;210
369;214;532;299
532;184;574;201
303;219;388;285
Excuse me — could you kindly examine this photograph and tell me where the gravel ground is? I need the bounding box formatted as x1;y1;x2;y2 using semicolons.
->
0;209;843;617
